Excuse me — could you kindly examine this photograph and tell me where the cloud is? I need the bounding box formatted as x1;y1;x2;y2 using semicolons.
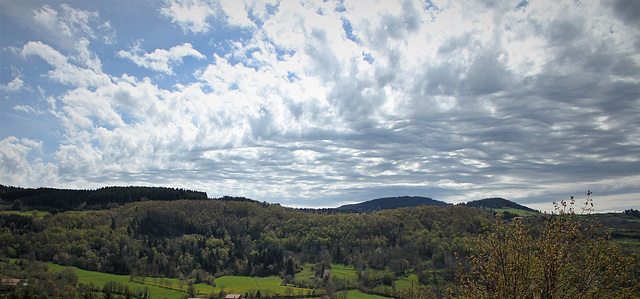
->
2;0;639;211
31;4;115;49
32;5;75;38
1;76;24;93
20;41;111;88
13;105;37;114
118;42;206;74
0;137;57;187
159;0;278;33
160;0;217;33
610;0;640;26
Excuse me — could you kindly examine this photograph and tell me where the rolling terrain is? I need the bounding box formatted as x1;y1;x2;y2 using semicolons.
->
1;185;638;298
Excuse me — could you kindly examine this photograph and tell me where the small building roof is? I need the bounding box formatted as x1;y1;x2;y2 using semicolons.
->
225;294;242;299
1;279;24;286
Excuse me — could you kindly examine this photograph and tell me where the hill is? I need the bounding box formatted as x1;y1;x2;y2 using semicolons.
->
0;185;208;211
464;197;538;213
338;195;450;212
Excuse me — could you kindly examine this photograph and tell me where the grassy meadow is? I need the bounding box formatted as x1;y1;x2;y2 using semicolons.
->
336;290;391;299
47;263;185;298
9;259;391;299
45;262;318;298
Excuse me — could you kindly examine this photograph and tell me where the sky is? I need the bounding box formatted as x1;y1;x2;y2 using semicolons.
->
1;0;639;212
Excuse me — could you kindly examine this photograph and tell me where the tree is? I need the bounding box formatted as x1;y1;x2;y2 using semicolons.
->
12;199;24;211
396;275;436;299
458;192;638;298
187;282;197;297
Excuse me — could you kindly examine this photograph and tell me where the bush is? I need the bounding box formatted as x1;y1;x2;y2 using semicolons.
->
458;192;639;298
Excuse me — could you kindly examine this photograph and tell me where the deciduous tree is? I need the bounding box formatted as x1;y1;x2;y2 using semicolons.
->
458;192;638;298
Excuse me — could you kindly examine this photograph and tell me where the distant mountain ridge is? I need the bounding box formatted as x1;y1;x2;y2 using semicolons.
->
2;184;537;214
463;197;538;213
338;196;450;212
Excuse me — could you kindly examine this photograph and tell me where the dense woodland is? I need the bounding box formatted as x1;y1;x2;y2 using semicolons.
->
1;200;491;282
0;185;207;211
1;186;639;298
463;197;538;213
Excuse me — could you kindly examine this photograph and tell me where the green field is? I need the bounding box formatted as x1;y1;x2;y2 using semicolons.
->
294;263;359;281
295;263;316;282
2;210;92;217
393;275;411;290
47;263;185;298
45;262;314;298
210;275;312;296
330;264;359;280
31;261;392;298
336;289;391;298
3;210;50;217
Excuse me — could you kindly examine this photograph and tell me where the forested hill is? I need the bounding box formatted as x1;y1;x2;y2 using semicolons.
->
0;199;495;282
463;197;538;213
338;196;450;212
0;185;207;211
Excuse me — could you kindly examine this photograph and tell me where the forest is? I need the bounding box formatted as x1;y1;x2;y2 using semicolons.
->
1;186;639;298
0;185;207;211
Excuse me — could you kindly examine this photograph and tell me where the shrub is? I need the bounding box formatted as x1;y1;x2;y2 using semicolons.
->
458;191;638;298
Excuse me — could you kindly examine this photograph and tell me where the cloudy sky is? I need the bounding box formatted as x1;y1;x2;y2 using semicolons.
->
1;0;638;211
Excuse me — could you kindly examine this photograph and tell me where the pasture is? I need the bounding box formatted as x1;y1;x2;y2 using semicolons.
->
47;263;184;298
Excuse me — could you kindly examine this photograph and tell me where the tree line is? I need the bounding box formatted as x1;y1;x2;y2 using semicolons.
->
1;185;207;211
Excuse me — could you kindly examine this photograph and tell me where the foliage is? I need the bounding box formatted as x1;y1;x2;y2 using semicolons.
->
396;275;436;299
0;185;207;211
2;187;638;298
1;199;492;296
458;192;638;298
464;197;539;213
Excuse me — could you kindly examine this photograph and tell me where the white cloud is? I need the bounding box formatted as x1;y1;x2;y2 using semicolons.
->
98;21;117;44
2;0;638;210
159;0;279;32
22;3;114;84
74;38;102;72
13;105;37;114
20;41;111;88
1;76;24;93
219;0;252;27
0;137;57;187
31;4;115;49
160;0;217;33
33;5;71;37
118;42;206;74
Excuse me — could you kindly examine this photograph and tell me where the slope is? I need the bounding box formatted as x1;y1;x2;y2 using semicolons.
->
338;196;450;213
464;197;538;213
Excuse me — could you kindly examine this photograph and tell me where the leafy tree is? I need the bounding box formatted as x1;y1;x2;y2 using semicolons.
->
458;192;638;298
187;282;197;297
11;199;23;211
396;275;436;299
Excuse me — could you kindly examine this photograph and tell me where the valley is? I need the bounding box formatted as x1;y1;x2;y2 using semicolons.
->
1;186;638;298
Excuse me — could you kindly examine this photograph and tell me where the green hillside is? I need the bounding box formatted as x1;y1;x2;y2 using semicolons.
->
464;197;538;213
1;186;638;298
